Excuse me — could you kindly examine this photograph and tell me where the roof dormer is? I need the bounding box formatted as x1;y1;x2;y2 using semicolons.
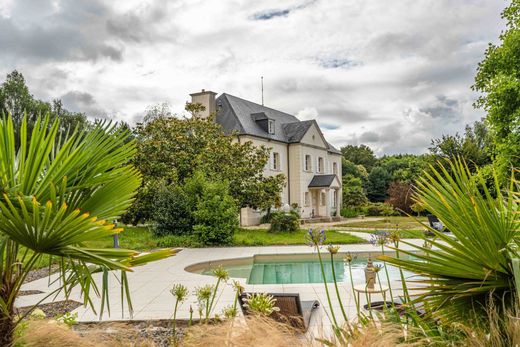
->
251;112;275;134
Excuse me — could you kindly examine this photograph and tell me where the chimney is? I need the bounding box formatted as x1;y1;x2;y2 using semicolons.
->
189;89;217;118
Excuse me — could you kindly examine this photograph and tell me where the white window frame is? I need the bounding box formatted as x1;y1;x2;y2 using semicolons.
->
268;120;275;134
272;152;280;171
318;157;324;173
304;154;312;172
333;162;338;175
304;192;310;206
320;191;326;206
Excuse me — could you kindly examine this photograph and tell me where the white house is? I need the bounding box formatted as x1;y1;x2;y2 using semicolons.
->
190;90;343;226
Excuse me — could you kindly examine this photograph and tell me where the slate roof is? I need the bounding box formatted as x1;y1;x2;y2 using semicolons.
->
308;174;340;188
216;93;341;154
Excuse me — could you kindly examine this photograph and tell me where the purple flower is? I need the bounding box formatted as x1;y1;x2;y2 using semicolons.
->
370;230;389;247
306;228;326;248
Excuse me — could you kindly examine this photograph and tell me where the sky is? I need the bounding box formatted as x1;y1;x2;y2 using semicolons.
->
0;0;507;155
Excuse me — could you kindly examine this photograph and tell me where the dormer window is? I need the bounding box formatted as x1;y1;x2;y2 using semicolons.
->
268;119;275;134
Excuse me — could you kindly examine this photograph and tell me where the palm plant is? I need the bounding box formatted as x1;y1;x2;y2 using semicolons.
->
0;114;174;346
382;159;519;321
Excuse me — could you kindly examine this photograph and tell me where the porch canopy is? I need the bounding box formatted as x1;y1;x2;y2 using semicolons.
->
308;174;341;189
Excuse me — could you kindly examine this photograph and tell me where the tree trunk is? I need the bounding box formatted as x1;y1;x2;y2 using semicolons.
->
0;314;15;347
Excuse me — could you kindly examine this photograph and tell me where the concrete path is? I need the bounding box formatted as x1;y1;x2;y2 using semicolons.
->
17;240;425;339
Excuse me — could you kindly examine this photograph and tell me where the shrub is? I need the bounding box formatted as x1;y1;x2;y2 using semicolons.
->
193;180;239;245
365;202;397;216
152;185;194;236
340;207;360;218
269;211;300;233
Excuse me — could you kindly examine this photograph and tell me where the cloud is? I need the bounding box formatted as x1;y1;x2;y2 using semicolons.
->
250;0;317;21
60;91;107;118
0;0;506;155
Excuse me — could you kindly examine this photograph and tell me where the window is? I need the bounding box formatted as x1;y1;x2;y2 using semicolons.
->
318;157;324;173
333;162;338;175
305;155;311;171
321;192;326;206
304;192;310;206
272;152;280;170
268;120;275;134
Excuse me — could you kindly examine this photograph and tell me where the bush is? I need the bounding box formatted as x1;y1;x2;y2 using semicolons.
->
340;207;360;218
152;185;194;236
385;181;413;213
365;202;397;216
193;180;239;245
269;211;300;233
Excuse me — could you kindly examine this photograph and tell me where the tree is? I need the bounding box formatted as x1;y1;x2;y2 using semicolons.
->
386;181;414;213
366;166;392;202
473;0;520;181
0;70;88;145
126;103;285;224
342;174;368;207
428;120;493;172
0;114;172;345
378;154;426;182
340;144;377;171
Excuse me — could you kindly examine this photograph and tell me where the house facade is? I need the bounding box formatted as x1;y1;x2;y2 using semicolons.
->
190;90;343;226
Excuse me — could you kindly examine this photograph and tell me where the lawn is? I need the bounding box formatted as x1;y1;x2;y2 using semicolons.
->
84;225;366;249
337;216;428;230
349;229;426;239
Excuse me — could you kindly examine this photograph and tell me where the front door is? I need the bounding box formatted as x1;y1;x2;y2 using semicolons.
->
311;190;318;217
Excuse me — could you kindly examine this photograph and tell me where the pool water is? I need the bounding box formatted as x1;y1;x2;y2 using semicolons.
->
194;254;415;285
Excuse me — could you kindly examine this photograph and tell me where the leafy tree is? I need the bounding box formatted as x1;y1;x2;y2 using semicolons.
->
378;154;426;182
0;70;88;144
0;114;172;345
366;166;392;202
193;177;238;245
340;144;377;171
127;104;285;224
473;0;520;181
152;184;194;236
342;174;368;207
428;120;493;172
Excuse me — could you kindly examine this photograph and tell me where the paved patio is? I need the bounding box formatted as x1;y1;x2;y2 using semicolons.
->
18;241;423;339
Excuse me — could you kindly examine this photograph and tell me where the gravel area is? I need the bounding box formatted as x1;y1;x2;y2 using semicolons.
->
74;320;186;347
17;300;82;318
18;290;45;296
24;264;60;283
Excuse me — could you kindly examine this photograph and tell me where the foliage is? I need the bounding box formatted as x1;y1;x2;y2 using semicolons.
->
340;144;377;171
152;184;194;236
474;0;520;183
0;70;89;145
268;211;300;233
342;174;368;208
192;177;239;246
0;114;173;346
366;166;392;201
365;202;397;216
127;104;285;223
340;207;361;218
410;202;426;216
243;293;280;316
385;181;413;213
378;154;427;182
428;120;493;173
55;312;78;328
382;160;520;321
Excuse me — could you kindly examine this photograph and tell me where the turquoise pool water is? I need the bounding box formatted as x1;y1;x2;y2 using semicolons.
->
193;253;415;285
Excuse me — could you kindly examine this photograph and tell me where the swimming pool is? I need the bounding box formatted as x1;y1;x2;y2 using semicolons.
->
187;253;415;285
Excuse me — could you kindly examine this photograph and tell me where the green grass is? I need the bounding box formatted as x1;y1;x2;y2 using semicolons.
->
84;225;366;249
233;228;366;246
337;216;428;230
349;229;426;239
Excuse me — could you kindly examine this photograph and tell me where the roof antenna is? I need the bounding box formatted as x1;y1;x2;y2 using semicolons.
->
261;76;264;106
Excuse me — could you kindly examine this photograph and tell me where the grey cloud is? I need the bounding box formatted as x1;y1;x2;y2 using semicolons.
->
60;91;107;118
0;0;172;64
319;58;360;69
420;95;459;121
359;131;380;142
250;0;316;21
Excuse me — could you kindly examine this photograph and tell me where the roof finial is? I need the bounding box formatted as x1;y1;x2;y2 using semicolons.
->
261;76;264;106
